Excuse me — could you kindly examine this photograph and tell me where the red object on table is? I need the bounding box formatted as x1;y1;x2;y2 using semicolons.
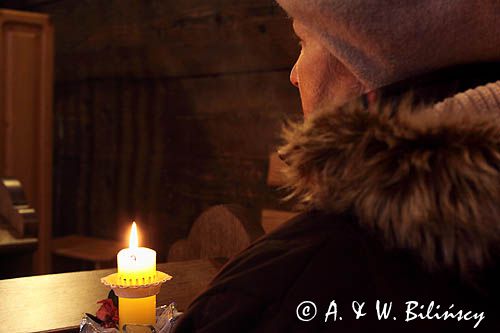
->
96;299;119;328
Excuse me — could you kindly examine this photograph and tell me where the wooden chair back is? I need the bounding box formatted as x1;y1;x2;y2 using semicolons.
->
168;204;264;262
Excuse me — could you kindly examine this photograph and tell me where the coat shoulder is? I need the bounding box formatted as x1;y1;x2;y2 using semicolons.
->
172;211;375;332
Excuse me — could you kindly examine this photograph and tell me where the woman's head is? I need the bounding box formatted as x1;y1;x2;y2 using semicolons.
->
290;21;365;116
278;0;500;115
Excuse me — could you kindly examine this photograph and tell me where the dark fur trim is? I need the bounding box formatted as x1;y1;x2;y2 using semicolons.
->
279;96;500;275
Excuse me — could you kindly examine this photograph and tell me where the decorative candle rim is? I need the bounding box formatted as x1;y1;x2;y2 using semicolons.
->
101;271;172;298
102;271;171;288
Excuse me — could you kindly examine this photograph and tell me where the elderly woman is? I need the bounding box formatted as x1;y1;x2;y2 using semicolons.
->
173;1;500;332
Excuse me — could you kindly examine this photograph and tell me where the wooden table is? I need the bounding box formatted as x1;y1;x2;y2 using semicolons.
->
0;260;222;333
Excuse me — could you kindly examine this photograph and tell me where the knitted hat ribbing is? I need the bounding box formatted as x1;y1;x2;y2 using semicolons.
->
276;0;500;89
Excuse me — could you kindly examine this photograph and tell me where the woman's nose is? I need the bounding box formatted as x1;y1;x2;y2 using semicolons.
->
290;63;299;88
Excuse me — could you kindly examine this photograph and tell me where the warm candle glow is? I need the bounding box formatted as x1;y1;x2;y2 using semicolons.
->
129;221;139;249
118;222;156;284
117;222;157;330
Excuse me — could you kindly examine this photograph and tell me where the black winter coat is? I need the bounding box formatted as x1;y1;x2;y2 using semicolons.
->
174;210;500;332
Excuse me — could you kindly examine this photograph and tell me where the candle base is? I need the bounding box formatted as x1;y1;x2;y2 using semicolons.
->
119;295;156;332
101;271;173;332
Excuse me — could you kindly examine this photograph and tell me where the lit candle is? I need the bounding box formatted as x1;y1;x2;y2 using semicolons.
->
117;222;156;330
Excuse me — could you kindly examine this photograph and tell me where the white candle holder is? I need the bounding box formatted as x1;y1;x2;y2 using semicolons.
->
101;271;172;298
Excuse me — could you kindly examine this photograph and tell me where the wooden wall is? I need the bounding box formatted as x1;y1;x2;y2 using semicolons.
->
1;0;301;260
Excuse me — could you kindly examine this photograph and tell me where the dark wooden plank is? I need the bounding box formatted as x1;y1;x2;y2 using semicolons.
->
0;0;63;9
144;82;168;253
10;0;298;81
88;80;120;240
0;260;221;332
56;71;300;159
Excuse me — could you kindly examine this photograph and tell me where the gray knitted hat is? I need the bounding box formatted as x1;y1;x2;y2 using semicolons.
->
276;0;500;89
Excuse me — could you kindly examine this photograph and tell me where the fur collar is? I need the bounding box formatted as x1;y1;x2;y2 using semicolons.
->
279;81;500;275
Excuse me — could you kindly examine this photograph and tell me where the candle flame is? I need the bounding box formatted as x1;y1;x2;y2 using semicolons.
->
129;222;139;249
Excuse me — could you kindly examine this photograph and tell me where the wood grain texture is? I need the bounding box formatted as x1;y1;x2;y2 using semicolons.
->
0;260;221;333
3;0;299;80
27;0;297;81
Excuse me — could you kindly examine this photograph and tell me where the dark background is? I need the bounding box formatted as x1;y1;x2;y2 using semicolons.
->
0;0;301;261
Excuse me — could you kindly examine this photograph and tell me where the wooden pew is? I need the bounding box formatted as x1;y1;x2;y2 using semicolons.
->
0;178;38;278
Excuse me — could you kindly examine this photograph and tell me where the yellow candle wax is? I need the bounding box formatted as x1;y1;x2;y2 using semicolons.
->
119;296;156;328
117;222;157;331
